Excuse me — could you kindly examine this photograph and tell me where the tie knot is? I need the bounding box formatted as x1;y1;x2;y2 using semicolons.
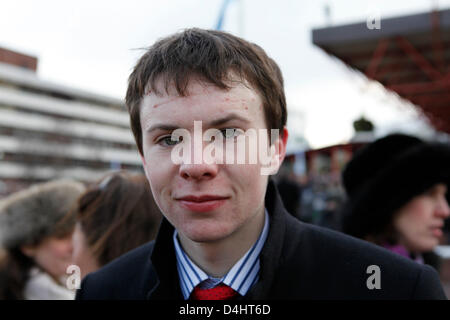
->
190;283;239;300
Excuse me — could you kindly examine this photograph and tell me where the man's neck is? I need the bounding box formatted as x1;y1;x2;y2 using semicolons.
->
178;207;266;278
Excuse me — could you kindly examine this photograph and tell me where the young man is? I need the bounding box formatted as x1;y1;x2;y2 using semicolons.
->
76;28;446;300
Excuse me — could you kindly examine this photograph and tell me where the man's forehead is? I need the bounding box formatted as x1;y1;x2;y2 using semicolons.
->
140;81;260;113
139;84;263;131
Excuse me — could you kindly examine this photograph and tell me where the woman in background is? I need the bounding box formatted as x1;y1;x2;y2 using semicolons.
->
0;180;85;299
72;171;162;279
341;133;450;266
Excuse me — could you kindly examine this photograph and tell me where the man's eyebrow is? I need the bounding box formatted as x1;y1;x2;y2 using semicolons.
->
145;124;179;134
209;114;250;126
145;114;250;134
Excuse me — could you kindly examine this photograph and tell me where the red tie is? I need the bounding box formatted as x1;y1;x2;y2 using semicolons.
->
190;283;239;300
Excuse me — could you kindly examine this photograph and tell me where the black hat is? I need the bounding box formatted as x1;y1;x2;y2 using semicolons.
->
341;133;450;239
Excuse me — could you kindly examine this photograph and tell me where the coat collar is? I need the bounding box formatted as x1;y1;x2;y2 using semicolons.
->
145;216;181;299
244;179;287;299
146;178;289;299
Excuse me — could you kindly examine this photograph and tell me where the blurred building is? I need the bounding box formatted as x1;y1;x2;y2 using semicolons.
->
299;141;366;228
305;142;365;182
0;47;142;196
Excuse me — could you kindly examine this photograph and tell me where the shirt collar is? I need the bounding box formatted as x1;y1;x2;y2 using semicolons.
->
173;209;270;299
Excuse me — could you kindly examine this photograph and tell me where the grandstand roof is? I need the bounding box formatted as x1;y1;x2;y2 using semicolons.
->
312;8;450;134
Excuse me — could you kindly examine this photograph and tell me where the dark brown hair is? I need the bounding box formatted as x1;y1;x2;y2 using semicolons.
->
0;248;33;299
126;28;287;155
75;171;162;266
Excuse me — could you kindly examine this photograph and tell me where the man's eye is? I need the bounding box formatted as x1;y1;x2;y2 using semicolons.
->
220;128;243;139
158;136;182;146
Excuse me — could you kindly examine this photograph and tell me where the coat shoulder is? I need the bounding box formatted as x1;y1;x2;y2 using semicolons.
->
76;241;156;300
277;216;446;299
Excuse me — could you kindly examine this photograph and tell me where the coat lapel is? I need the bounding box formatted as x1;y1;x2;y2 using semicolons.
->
146;218;183;299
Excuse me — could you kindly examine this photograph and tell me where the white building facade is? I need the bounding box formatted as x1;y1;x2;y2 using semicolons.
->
0;47;142;196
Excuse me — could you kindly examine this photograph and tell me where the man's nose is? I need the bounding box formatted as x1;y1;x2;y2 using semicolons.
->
179;162;219;181
178;136;220;181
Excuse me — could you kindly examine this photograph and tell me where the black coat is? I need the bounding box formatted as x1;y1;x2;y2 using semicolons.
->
76;180;446;300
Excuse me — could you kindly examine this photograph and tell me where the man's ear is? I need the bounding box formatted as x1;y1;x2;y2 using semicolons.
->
276;127;289;165
261;127;289;176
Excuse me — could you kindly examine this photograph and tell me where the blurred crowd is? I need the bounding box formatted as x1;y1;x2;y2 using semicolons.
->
0;170;162;299
0;132;448;299
276;133;450;293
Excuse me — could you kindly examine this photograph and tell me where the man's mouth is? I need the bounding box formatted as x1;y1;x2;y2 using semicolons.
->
176;195;229;212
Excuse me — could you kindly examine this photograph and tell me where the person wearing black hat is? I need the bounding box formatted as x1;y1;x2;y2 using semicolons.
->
341;133;450;265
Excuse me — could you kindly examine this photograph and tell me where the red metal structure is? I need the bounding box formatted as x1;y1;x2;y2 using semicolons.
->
312;8;450;134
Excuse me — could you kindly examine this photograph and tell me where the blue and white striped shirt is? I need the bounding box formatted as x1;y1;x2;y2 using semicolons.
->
173;209;269;300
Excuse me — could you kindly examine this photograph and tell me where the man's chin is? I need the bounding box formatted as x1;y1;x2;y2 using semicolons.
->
181;225;232;244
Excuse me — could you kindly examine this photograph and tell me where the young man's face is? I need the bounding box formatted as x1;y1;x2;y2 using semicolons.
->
139;78;287;244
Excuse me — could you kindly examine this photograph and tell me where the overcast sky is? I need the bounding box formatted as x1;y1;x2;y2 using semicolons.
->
1;0;449;149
